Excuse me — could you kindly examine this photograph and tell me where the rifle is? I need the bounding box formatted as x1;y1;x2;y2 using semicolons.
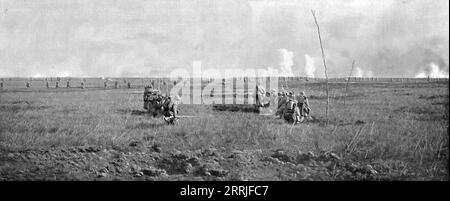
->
174;115;203;118
163;115;205;125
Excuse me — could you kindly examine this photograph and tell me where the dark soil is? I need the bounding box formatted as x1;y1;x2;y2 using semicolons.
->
0;146;434;181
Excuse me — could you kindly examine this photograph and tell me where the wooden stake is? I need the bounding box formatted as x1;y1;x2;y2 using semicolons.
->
311;10;330;125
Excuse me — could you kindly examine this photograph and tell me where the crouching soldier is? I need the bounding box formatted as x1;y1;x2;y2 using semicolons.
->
144;86;164;117
276;92;287;118
161;96;178;125
283;92;300;123
143;86;152;110
296;91;311;122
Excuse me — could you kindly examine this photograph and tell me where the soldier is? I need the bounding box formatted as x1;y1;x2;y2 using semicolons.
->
104;81;107;88
127;82;131;89
283;92;299;123
296;91;310;122
26;82;31;88
144;86;164;117
46;81;49;88
66;80;70;88
255;85;265;107
143;85;152;110
276;92;287;118
114;80;119;89
287;91;303;124
161;96;178;125
81;81;85;89
210;87;215;97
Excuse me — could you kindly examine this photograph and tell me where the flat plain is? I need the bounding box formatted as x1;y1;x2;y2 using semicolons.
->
0;78;448;180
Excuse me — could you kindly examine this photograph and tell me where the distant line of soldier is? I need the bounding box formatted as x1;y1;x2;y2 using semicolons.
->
103;80;132;89
0;77;448;90
0;78;135;89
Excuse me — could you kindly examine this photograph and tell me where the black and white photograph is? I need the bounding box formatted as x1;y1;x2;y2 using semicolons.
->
0;0;448;188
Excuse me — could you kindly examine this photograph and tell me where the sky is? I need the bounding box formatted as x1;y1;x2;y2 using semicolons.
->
0;0;448;78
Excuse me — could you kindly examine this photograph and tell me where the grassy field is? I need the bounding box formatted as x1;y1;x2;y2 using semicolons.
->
0;79;448;180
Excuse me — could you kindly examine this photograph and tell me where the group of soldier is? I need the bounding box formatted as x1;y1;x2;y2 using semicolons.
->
1;79;134;89
142;83;311;125
143;85;178;124
276;90;311;124
255;84;311;124
104;80;132;89
44;80;81;88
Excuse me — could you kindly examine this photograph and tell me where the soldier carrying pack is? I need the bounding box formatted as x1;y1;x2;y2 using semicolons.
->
143;85;163;116
296;91;311;122
161;96;178;125
143;85;179;124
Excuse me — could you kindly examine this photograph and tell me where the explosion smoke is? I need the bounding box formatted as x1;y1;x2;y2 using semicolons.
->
354;67;373;77
415;63;449;78
304;54;316;78
278;49;294;77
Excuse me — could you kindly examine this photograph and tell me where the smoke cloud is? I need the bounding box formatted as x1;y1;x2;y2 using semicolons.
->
304;54;316;78
278;48;294;77
0;0;448;78
354;67;374;78
415;63;449;78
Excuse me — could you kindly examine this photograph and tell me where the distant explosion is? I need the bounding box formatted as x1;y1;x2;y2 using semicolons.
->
354;67;374;77
304;54;316;78
415;63;449;78
58;71;71;78
32;73;43;78
278;49;295;77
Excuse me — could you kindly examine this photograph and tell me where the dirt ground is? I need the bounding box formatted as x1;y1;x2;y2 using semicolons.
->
0;144;441;181
0;80;448;180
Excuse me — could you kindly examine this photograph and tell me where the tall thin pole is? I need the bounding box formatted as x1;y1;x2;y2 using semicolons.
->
311;10;330;125
344;60;355;106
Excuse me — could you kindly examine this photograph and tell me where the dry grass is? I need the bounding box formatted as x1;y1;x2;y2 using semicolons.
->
0;80;448;180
